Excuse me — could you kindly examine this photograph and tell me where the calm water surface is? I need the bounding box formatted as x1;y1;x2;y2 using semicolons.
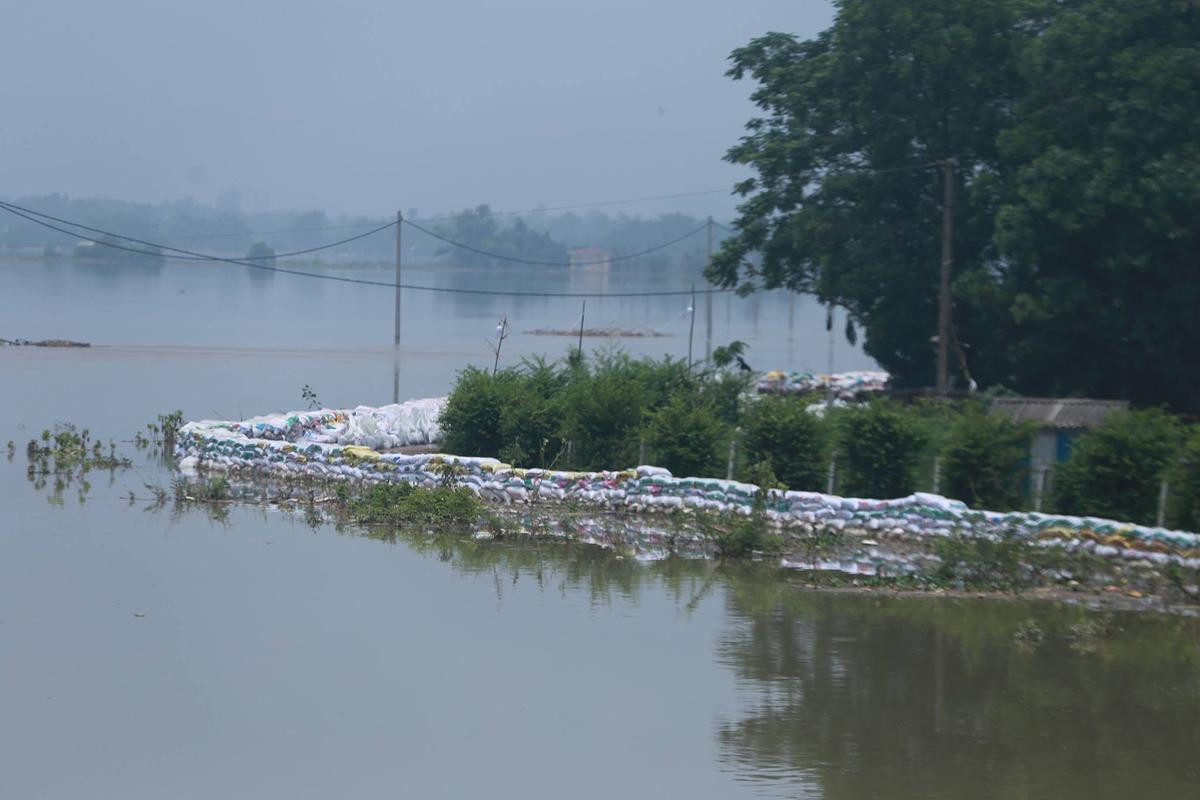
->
2;258;1198;799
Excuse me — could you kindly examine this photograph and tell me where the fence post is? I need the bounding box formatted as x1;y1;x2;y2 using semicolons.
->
1157;478;1169;528
726;427;739;480
827;455;837;495
1032;466;1047;512
932;455;942;495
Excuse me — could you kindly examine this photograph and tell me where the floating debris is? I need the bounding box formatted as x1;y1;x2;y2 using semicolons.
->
0;337;90;348
524;327;668;338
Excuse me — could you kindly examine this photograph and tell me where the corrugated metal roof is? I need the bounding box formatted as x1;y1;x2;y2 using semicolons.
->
990;397;1129;429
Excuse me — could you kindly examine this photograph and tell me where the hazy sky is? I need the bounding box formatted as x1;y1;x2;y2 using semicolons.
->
1;0;834;218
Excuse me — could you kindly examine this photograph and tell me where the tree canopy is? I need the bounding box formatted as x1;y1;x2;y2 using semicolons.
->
433;204;569;268
710;0;1200;410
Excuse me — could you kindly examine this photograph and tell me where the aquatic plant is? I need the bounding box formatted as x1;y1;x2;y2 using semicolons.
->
348;482;485;527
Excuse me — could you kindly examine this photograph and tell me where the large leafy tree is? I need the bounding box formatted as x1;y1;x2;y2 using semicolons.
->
996;0;1200;409
709;0;1033;389
711;0;1200;410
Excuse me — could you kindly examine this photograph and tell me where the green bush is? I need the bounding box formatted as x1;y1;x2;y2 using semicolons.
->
440;366;509;458
349;482;483;526
835;400;927;498
644;391;729;478
440;361;567;467
1168;426;1200;531
740;395;828;490
495;358;567;467
941;403;1035;509
1052;408;1180;525
559;365;646;469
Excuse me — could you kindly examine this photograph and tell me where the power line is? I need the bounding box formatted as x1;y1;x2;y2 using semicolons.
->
163;221;389;240
4;187;730;246
0;200;396;261
403;218;708;267
0;201;728;298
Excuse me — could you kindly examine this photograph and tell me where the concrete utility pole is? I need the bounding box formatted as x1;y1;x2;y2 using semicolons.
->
937;160;955;397
687;284;697;372
577;300;586;357
705;216;713;366
393;210;403;347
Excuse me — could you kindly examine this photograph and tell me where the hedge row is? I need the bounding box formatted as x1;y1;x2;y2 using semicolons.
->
439;352;1200;529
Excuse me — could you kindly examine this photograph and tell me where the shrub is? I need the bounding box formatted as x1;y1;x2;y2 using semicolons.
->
740;395;828;490
1168;426;1200;530
495;358;566;467
712;515;781;558
941;403;1035;509
835;400;927;498
643;391;729;478
440;366;508;457
1052;408;1180;525
933;532;1029;591
559;365;646;469
349;482;482;526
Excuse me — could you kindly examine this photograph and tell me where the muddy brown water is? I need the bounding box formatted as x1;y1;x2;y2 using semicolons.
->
2;257;1198;798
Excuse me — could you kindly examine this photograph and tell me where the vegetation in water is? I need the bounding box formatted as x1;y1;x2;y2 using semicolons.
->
23;424;131;506
135;410;184;452
347;482;487;527
26;425;130;474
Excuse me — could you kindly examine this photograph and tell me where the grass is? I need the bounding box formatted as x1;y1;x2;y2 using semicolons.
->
347;482;487;527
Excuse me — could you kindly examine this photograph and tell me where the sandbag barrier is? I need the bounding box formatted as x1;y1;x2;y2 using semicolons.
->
189;397;446;450
175;402;1200;570
756;369;890;398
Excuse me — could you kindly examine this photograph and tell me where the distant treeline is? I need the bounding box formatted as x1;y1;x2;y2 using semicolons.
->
0;194;724;275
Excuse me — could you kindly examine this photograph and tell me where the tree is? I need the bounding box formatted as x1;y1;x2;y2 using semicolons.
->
709;1;1031;390
245;242;276;268
434;205;569;268
710;1;1200;411
995;0;1200;410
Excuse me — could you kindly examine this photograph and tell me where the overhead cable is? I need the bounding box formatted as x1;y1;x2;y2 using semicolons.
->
403;218;708;267
0;200;396;261
0;202;727;298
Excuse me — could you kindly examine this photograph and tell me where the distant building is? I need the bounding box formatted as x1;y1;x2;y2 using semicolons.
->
990;397;1129;509
568;247;611;275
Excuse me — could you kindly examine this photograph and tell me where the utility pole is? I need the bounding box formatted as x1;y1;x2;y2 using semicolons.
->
826;303;835;410
937;160;954;397
393;210;403;348
705;216;713;366
687;283;697;372
577;300;586;358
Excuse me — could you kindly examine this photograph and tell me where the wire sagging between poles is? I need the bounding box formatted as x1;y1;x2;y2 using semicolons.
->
0;201;728;299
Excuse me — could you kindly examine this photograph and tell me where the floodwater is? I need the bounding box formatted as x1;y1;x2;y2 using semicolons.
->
2;257;1199;799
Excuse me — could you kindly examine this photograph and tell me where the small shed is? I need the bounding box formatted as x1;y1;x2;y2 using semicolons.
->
990;397;1129;509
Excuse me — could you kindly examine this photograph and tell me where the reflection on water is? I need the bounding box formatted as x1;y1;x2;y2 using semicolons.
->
715;585;1200;799
328;513;1200;798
